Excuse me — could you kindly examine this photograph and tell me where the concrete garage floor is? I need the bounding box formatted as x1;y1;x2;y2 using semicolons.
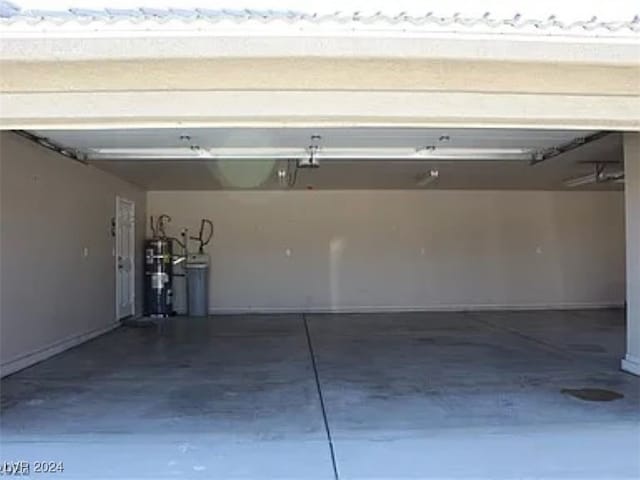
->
1;310;639;479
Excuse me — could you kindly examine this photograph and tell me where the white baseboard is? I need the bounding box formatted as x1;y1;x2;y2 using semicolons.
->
621;354;640;376
208;302;624;315
1;321;121;378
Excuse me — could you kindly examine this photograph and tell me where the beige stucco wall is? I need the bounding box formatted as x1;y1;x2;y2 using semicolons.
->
1;24;638;131
2;59;638;96
2;56;638;131
0;133;146;375
148;190;626;313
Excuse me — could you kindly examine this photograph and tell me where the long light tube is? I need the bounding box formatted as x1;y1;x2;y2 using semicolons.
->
87;146;536;161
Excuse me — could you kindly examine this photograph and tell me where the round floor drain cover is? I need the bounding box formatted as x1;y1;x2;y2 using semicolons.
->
561;388;624;402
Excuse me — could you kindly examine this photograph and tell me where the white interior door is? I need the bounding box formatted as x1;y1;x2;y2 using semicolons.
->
116;196;135;320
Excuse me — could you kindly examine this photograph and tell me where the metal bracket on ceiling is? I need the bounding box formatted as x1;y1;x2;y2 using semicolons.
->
530;131;611;166
297;135;321;169
13;130;88;165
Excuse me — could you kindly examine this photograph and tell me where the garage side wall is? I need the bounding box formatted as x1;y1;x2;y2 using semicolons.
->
0;133;146;376
148;190;625;313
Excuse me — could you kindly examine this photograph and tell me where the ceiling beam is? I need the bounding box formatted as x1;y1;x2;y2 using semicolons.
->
1;90;638;131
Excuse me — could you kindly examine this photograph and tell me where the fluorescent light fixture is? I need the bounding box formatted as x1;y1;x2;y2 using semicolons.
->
564;173;598;188
415;147;533;160
87;147;536;161
88;147;210;159
88;147;304;160
564;170;625;188
416;169;440;187
608;172;625;182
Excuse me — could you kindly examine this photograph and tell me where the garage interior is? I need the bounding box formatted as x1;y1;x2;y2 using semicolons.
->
1;126;639;479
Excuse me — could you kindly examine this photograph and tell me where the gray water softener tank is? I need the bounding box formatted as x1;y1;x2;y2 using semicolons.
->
185;253;210;317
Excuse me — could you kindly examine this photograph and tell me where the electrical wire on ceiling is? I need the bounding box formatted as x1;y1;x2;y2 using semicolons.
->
286;159;299;188
282;135;321;188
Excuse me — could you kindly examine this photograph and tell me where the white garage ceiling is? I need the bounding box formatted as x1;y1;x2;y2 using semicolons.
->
31;127;599;150
27;127;624;191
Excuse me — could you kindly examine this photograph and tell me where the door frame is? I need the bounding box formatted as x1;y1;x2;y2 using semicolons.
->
115;195;136;320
